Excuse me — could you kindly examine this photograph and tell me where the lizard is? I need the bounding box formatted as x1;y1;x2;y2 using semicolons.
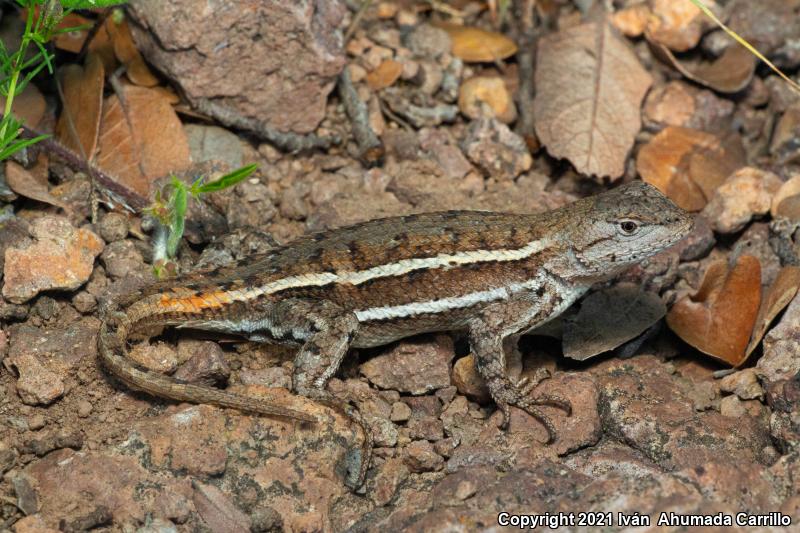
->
98;180;693;488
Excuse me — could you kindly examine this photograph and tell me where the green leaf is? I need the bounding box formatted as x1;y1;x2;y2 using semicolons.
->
194;163;258;194
60;0;129;8
166;182;188;258
0;133;49;161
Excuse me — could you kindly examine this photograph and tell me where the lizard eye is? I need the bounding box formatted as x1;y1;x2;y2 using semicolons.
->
618;220;639;235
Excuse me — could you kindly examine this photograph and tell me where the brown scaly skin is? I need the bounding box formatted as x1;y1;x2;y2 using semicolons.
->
98;180;693;488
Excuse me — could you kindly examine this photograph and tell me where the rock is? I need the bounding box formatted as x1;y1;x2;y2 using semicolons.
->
192;480;251;532
405;24;451;59
452;355;491;403
418;128;472;180
758;293;800;383
460;117;532;181
76;400;93;418
390;401;412;422
672;214;716;261
771;105;800;164
458;76;516;124
99;240;147;280
4;353;64;405
8;318;99;370
2;216;103;304
719;395;747;417
370;457;409;507
239;366;292;390
128;342;179;374
702;167;783;233
407;416;444;441
97;212;129;243
719;368;764;400
361;335;454;395
184;124;244;170
12;515;60;533
173;340;231;386
643;81;734;131
127;0;346;134
404;440;444;472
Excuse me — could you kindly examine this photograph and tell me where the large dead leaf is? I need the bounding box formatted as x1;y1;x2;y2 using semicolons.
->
111;19;159;87
56;53;105;158
533;22;652;180
666;255;762;366
654;43;756;94
637;126;745;211
5;158;69;211
563;284;666;361
745;266;800;358
438;23;517;63
95;84;191;197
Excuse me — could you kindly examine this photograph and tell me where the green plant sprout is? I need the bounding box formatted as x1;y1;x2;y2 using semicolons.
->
146;163;259;278
0;0;127;161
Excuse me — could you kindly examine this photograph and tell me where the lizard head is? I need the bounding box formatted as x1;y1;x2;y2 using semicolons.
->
565;181;694;279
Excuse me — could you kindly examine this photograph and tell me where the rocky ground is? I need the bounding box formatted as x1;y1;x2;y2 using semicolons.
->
1;0;800;532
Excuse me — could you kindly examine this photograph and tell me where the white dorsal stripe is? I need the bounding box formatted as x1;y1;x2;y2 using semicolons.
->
224;237;550;303
354;276;546;322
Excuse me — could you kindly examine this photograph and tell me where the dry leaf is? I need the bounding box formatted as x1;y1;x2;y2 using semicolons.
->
112;19;159;87
5;159;69;211
770;174;800;220
666;255;762;366
0;83;46;128
645;0;706;52
438;23;518;63
95;84;191;197
192;481;250;533
56;53;105;157
637;126;744;211
366;59;403;90
534;22;652;180
458;76;516;124
563;284;666;361
654;43;756;94
745;266;800;358
52;12;92;53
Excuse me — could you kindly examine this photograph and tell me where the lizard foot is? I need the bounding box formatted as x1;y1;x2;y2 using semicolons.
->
495;380;572;444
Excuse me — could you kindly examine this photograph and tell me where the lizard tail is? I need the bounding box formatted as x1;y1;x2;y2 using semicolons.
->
97;310;316;423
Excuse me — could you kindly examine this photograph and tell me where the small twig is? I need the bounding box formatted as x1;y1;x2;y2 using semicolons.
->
514;0;537;141
337;67;385;166
378;98;413;131
193;99;340;153
344;0;373;43
13;120;148;212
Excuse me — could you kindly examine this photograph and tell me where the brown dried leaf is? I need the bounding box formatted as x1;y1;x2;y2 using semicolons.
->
5;159;69;211
637;126;743;211
533;22;652;180
192;481;250;533
645;0;706;52
771;175;800;219
666;255;762;366
654;43;756;94
439;23;517;63
745;266;800;358
56;53;105;157
366;59;404;91
0;83;46;128
96;84;191;197
112;19;159;87
52;12;92;53
563;284;666;361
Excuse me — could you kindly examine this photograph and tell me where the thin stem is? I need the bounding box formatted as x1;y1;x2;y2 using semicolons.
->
0;5;36;143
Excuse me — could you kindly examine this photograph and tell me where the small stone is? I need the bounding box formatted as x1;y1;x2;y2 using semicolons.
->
185;124;243;170
77;400;93;418
129;342;179;374
719;368;764;400
360;335;454;395
407;416;444;441
702;167;783;233
173;341;230;386
28;414;46;430
97;212;129;243
5;353;64;406
369;417;399;448
71;291;97;314
458;76;517;124
454;479;477;500
758;294;800;383
348;63;367;83
370;457;409;507
30;296;58;321
390;401;411;422
100;240;146;280
405;24;452;59
2;216;103;304
461;117;532;181
414;59;444;95
452;355;491;403
719;395;747;417
404;440;444;472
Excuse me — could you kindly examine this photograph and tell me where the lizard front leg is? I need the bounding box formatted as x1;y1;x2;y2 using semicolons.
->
468;294;572;443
